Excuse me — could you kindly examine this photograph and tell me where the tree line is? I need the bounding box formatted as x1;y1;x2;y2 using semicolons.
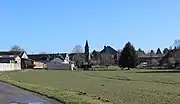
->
118;39;180;69
137;47;171;55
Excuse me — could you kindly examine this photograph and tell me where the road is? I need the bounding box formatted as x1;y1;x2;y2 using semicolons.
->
0;82;60;104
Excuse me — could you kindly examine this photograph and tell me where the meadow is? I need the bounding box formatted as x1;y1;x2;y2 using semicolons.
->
2;69;180;104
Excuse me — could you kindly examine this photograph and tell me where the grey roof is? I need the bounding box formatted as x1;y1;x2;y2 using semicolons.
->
138;54;165;58
0;51;24;57
0;55;16;59
0;55;17;63
49;58;63;63
28;53;65;61
100;46;118;54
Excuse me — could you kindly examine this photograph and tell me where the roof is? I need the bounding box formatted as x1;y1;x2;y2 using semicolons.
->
0;56;16;60
0;55;18;63
0;51;24;57
28;53;87;62
138;54;165;58
28;53;65;61
28;54;49;61
100;46;118;54
49;58;63;63
0;55;16;58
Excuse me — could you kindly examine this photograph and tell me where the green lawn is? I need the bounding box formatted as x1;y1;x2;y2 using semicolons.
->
2;69;180;104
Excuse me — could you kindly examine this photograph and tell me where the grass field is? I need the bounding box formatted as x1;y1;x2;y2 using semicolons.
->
2;69;180;104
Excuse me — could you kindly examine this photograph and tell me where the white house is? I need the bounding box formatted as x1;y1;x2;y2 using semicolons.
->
47;54;75;70
0;55;21;71
62;54;70;64
0;51;32;71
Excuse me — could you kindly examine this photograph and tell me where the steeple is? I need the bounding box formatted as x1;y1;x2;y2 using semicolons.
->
84;40;90;63
85;40;89;53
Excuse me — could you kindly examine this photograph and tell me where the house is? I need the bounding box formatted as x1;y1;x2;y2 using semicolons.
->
0;55;21;71
28;53;65;69
46;54;75;70
138;54;165;67
28;53;74;69
0;51;33;71
100;46;118;55
28;54;50;69
99;46;118;65
90;46;119;66
47;57;69;70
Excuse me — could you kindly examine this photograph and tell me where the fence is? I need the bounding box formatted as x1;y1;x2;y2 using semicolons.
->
47;63;71;70
0;63;21;71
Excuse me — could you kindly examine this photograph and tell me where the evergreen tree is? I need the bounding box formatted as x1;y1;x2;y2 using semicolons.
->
163;48;169;54
92;50;98;60
119;42;137;69
174;46;177;51
150;50;155;54
156;48;162;54
169;46;173;51
137;48;145;54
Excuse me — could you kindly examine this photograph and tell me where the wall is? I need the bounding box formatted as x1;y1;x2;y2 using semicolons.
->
34;61;46;69
0;63;21;71
100;53;115;65
15;56;21;64
47;63;70;70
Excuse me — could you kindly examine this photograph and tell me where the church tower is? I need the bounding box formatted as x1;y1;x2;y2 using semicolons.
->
84;40;90;63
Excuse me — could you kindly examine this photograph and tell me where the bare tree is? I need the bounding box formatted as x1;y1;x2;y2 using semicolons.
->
174;39;180;49
150;59;159;67
10;45;24;52
91;50;101;65
147;49;155;68
169;46;173;51
167;57;175;68
72;54;84;67
72;45;83;53
163;48;169;54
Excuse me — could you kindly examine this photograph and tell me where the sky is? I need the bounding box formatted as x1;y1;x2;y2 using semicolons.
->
0;0;180;53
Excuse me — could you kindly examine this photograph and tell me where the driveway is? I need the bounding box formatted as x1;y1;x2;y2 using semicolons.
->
0;82;60;104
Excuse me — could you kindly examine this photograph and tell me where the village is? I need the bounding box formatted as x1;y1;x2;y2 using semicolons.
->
0;40;179;71
1;0;180;103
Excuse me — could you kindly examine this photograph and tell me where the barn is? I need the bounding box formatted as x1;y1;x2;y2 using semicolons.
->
0;51;33;71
